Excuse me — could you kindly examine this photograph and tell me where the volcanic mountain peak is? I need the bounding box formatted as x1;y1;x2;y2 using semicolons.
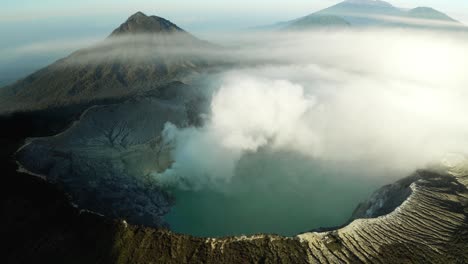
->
0;12;212;114
343;0;394;8
110;11;185;36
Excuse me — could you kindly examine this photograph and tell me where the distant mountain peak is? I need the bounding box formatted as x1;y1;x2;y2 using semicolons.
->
344;0;393;8
408;7;458;22
110;11;185;36
130;11;147;18
285;15;350;31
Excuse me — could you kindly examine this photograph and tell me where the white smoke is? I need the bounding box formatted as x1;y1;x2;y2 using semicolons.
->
154;29;468;189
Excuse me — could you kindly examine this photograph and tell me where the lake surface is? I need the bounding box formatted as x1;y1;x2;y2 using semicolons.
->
164;151;401;237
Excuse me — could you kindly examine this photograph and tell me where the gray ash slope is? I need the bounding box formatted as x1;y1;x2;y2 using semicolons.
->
0;12;215;114
16;81;206;227
7;12;213;228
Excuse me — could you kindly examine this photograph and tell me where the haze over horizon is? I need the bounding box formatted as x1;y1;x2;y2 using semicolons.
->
1;0;467;88
2;0;468;47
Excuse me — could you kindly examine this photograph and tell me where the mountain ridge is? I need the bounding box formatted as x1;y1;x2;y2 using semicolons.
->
273;0;463;30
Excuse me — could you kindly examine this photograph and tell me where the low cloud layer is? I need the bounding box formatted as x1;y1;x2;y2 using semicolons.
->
153;28;468;190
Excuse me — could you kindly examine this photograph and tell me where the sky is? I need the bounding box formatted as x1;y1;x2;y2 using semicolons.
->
2;0;468;47
2;0;468;32
1;0;468;85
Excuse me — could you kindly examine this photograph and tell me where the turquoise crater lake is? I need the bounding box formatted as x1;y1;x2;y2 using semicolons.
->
163;151;400;237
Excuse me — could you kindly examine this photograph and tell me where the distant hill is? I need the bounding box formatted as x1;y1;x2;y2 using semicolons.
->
285;15;351;31
0;12;213;114
406;7;458;22
274;0;463;31
316;0;401;26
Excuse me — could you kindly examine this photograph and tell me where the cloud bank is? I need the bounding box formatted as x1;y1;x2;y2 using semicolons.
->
152;28;468;190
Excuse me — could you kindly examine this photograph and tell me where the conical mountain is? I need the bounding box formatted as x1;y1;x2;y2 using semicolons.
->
0;12;212;114
110;12;185;36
